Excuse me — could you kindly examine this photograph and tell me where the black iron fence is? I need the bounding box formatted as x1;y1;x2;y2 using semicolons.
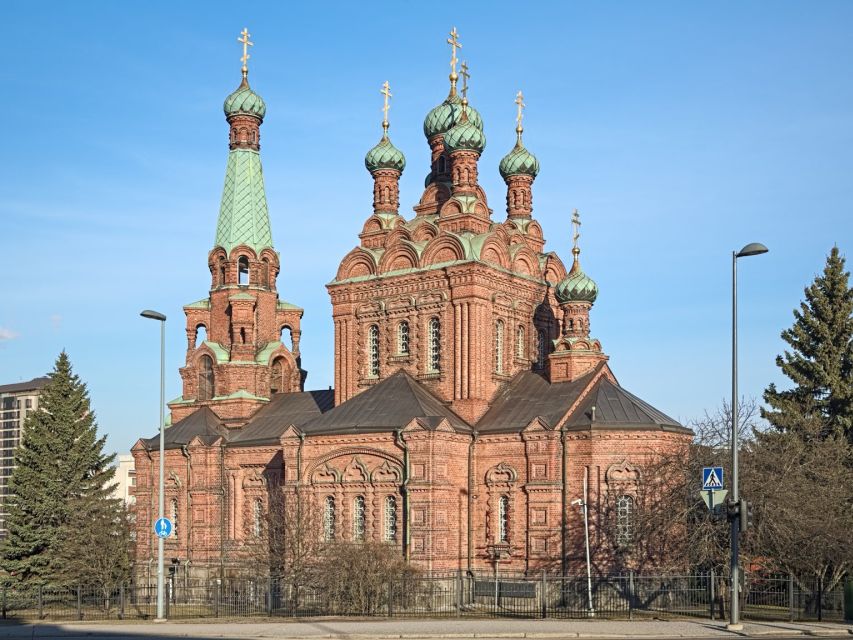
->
1;572;847;622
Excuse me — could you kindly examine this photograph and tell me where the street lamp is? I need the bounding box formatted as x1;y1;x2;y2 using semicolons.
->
571;470;595;617
729;243;768;630
140;309;167;621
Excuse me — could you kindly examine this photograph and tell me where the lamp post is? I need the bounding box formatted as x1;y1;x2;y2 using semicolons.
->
140;309;167;621
729;243;768;631
571;470;595;618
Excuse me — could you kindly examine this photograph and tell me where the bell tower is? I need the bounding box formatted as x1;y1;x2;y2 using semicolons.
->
170;30;305;428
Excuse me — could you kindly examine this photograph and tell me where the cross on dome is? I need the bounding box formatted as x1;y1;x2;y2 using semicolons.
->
380;80;392;135
460;61;470;101
447;27;462;91
515;90;525;139
238;28;253;77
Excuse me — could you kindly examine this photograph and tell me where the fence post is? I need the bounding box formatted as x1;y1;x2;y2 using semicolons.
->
628;572;634;621
2;584;6;619
709;569;715;620
76;585;82;620
387;581;393;617
267;577;273;617
541;570;547;619
817;575;823;622
457;570;462;617
119;584;125;620
37;585;43;620
214;581;220;619
788;573;794;622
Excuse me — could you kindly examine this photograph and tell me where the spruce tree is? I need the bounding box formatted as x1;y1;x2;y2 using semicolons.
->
0;352;117;585
763;247;853;443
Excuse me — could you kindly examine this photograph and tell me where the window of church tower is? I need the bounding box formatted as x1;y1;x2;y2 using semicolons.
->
270;359;283;394
323;496;336;542
536;330;547;369
353;495;366;541
218;259;226;286
428;317;441;372
397;321;410;356
261;258;270;288
195;325;207;349
368;325;380;378
438;155;447;174
253;499;263;538
495;320;505;373
198;355;215;401
516;325;525;359
616;495;635;547
238;256;250;286
498;495;509;543
170;498;179;538
384;495;397;542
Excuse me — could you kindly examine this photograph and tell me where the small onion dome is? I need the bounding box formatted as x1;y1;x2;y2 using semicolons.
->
224;77;267;120
555;254;599;304
424;94;484;139
444;114;486;154
365;135;406;173
499;141;540;179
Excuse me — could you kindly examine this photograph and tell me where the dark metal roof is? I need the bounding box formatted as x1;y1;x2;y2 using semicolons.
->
230;390;334;445
141;406;227;449
302;371;470;435
475;369;597;433
0;377;50;394
565;377;689;432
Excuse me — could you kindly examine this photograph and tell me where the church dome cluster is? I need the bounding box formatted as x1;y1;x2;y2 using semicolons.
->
424;94;484;139
444;111;486;154
224;77;267;120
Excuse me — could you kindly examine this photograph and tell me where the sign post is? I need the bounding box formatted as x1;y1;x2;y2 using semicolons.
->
154;517;173;539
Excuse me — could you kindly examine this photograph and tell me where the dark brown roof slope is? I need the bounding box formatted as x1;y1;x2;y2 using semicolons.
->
230;390;334;445
565;377;689;433
142;406;226;449
0;377;50;394
475;370;596;433
303;371;470;435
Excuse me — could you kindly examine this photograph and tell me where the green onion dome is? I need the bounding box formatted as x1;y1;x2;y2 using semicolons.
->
424;94;483;139
365;135;406;173
444;112;486;154
499;139;540;179
224;77;267;120
555;253;599;304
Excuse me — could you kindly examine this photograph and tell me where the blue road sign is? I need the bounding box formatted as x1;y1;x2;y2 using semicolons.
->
702;467;724;490
154;517;173;538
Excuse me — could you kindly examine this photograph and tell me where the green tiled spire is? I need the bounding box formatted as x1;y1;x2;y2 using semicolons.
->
214;148;273;254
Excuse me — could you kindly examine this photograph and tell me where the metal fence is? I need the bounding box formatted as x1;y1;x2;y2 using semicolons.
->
1;572;847;622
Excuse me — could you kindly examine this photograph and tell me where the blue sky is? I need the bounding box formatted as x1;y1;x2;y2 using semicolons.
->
1;2;851;455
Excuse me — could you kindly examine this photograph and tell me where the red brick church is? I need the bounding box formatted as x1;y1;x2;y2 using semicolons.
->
132;31;691;581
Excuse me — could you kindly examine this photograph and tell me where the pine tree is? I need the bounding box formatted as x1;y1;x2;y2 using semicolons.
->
763;247;853;443
0;352;117;585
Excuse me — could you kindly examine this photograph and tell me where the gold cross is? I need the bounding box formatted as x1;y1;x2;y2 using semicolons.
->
515;90;525;130
460;61;470;100
572;209;582;251
238;28;253;74
380;80;392;132
447;27;462;79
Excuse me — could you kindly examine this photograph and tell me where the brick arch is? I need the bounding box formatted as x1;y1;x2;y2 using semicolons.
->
385;227;412;246
411;220;438;242
480;237;511;269
305;448;404;484
360;216;384;235
378;243;420;274
527;220;544;241
511;245;539;277
227;244;259;262
543;253;568;284
422;234;466;266
336;247;377;280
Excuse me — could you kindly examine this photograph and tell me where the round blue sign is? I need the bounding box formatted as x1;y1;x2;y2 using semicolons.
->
154;517;173;538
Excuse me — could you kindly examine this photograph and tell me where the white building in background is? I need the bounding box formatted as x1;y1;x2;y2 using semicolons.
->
112;454;136;505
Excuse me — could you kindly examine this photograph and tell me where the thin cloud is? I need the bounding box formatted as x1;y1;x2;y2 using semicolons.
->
0;328;19;341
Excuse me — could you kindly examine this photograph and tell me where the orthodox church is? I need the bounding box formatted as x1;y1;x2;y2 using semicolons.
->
132;30;691;580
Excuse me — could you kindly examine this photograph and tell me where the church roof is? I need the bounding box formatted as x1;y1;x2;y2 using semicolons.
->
214;148;273;254
141;406;227;449
302;370;471;435
565;377;686;432
230;390;335;446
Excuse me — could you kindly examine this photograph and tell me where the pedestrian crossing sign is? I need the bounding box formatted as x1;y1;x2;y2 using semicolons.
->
702;466;724;490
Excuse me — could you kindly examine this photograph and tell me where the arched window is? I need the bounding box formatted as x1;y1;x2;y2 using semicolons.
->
495;320;505;373
536;330;547;369
253;499;263;538
368;324;380;378
516;326;525;359
218;259;226;286
195;325;207;349
616;495;635;547
353;495;366;541
438;155;447;174
238;256;250;286
384;495;397;543
498;496;509;543
170;498;179;538
198;355;215;401
261;258;270;288
428;317;441;372
323;496;336;542
397;321;410;356
270;359;283;395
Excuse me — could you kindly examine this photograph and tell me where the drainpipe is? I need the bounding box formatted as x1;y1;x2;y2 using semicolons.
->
219;442;226;582
395;429;409;561
561;427;568;577
467;432;478;572
181;445;192;569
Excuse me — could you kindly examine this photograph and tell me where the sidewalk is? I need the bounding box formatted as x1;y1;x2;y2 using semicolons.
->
0;618;849;639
